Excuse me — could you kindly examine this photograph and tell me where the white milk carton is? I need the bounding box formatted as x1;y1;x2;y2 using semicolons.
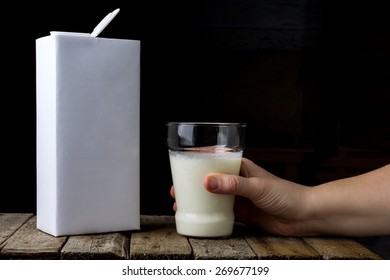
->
35;22;140;236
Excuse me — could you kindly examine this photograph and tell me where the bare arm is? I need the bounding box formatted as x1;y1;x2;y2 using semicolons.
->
307;164;390;236
202;158;390;237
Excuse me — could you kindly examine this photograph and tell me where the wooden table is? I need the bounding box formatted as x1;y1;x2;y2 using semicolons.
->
0;213;382;260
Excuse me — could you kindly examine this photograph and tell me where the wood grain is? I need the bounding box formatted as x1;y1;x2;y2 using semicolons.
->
0;213;33;249
0;216;67;259
0;214;384;260
130;215;192;259
61;232;129;259
190;237;257;260
245;236;320;259
303;237;383;260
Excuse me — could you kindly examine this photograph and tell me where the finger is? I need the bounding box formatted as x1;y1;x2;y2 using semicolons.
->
204;173;263;201
170;185;175;198
241;158;276;178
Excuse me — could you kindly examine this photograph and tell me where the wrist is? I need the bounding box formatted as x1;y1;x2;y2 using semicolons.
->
295;186;325;236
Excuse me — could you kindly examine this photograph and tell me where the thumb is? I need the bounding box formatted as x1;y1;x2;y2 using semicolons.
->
204;173;260;200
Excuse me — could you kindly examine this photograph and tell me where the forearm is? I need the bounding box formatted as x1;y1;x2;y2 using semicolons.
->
307;164;390;237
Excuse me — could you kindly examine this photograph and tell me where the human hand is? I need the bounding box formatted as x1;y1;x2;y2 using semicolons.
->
170;158;314;236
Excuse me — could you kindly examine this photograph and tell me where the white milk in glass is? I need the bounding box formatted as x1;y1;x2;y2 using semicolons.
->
169;149;243;237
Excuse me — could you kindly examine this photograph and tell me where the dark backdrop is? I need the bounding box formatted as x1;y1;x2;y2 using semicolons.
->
2;0;390;214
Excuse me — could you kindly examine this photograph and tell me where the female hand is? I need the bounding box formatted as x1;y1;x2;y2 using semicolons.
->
171;158;315;236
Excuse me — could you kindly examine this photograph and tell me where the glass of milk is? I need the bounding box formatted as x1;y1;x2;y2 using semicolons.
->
167;122;246;238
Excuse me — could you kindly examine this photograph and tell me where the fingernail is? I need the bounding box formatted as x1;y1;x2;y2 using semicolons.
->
207;176;219;191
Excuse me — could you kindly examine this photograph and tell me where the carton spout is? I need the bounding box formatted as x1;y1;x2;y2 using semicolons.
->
91;8;120;37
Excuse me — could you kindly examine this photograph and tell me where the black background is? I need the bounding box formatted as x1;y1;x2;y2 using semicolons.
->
2;0;390;215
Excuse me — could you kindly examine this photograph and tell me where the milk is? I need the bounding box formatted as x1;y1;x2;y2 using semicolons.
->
169;150;243;237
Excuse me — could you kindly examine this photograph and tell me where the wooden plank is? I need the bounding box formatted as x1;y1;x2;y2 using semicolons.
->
61;233;129;260
190;237;256;260
0;216;67;259
139;215;176;227
303;237;383;260
245;236;321;260
130;215;192;259
0;213;33;249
